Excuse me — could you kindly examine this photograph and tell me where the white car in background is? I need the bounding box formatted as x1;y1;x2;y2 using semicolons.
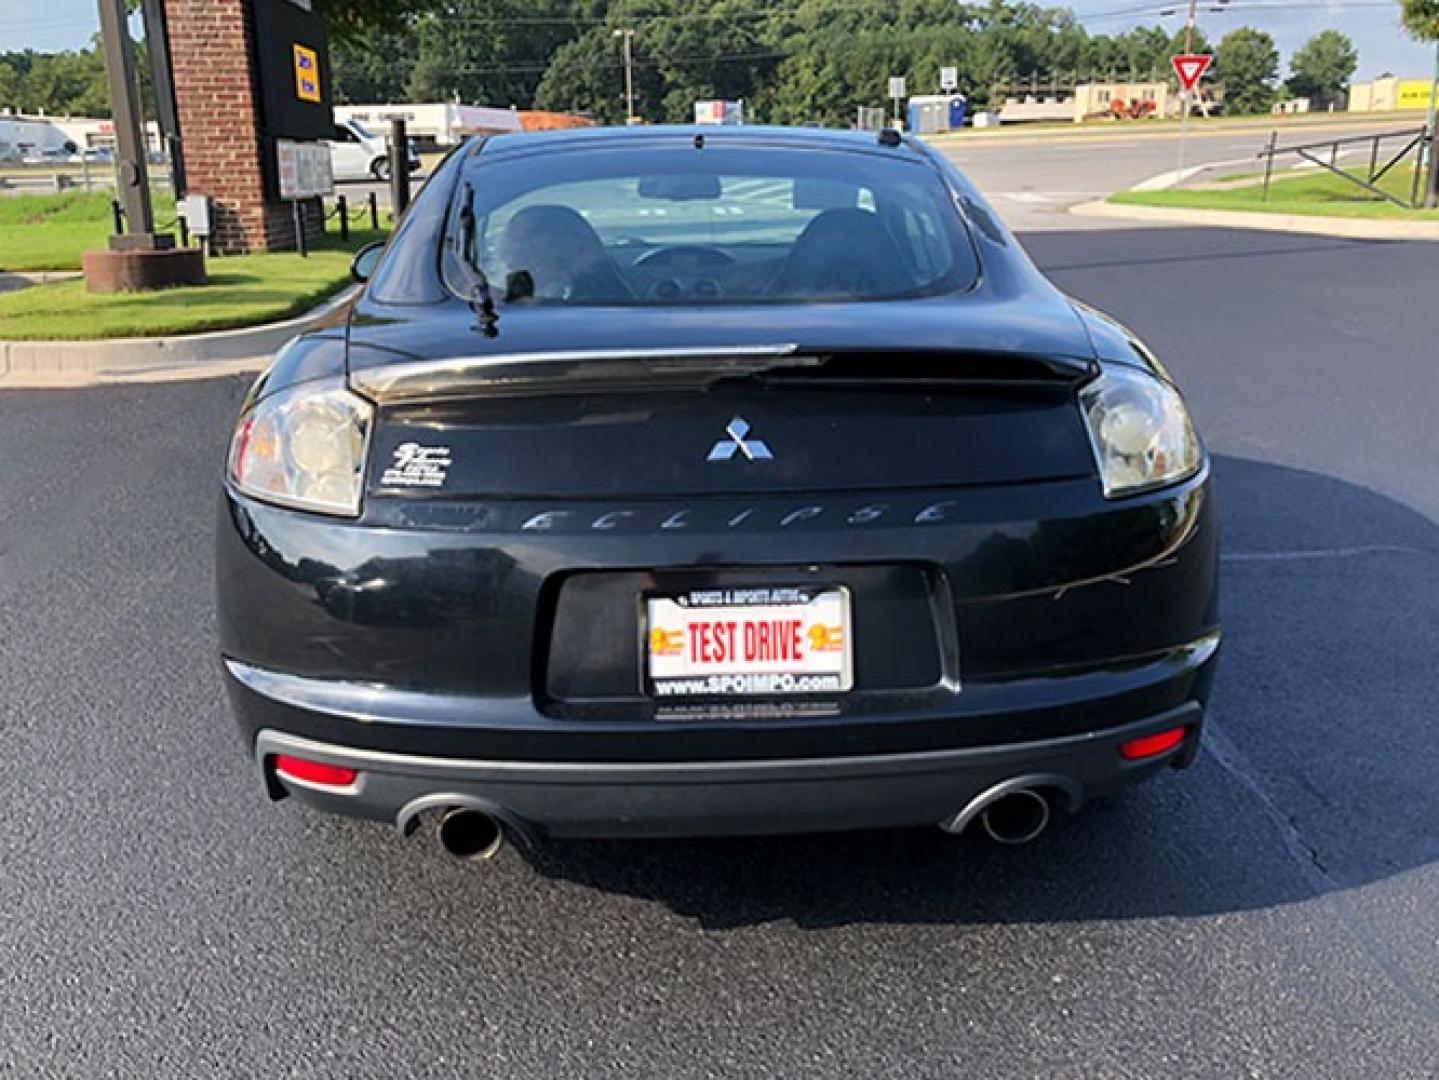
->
327;118;420;182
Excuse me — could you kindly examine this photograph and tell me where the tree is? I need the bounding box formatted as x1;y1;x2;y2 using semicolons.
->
535;29;641;123
0;61;19;110
1215;27;1279;115
406;0;589;108
313;0;444;46
1400;0;1439;39
332;32;418;103
10;47;110;116
1286;30;1357;107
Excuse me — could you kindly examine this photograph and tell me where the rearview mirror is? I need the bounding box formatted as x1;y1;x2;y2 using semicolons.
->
637;174;722;201
350;240;385;283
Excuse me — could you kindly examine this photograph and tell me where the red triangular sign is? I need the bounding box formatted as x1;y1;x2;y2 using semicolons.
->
1172;54;1212;92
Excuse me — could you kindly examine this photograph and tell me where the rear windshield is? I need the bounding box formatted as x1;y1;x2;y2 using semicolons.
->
446;143;980;307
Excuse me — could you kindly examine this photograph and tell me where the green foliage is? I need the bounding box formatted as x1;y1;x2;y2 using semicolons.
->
331;33;419;104
1285;31;1357;107
0;47;110;117
313;0;445;46
1400;0;1439;40
331;0;1220;126
0;60;20;108
1215;27;1279;115
2;1;1347;135
406;0;591;108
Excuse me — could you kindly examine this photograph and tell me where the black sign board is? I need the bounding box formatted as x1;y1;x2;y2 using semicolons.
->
250;0;333;142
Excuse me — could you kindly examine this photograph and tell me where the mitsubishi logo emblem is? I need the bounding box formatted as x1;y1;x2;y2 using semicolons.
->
707;417;773;462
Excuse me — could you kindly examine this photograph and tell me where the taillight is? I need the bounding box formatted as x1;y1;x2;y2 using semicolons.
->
227;376;373;517
273;754;359;788
1118;727;1187;761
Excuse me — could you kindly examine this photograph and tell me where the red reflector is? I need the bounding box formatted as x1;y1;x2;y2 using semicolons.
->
273;755;358;788
1119;727;1187;760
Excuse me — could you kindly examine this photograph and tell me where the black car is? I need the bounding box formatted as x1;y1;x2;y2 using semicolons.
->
218;126;1218;861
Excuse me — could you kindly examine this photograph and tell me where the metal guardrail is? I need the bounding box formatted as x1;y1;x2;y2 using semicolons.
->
0;156;177;195
1257;126;1430;210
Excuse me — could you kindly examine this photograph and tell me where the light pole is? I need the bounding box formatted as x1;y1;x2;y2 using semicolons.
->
613;28;635;124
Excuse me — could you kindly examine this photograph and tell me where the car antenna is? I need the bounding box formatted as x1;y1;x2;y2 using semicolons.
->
877;128;902;148
693;133;704;150
457;183;499;337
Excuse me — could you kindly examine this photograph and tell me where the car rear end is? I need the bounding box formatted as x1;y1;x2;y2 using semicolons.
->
216;129;1218;849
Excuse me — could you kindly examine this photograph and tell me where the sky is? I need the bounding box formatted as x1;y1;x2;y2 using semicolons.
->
0;0;1432;82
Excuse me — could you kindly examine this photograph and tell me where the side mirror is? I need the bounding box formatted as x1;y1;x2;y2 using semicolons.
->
350;240;385;283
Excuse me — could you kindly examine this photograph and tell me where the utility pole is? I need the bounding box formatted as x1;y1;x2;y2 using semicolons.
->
613;28;635;124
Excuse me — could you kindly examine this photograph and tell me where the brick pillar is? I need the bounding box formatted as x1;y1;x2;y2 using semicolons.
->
167;0;322;255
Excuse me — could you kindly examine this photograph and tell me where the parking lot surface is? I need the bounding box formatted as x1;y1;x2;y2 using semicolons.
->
1;224;1435;1078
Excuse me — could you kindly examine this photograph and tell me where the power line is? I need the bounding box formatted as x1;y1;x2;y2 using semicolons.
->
1079;0;1394;20
441;50;793;76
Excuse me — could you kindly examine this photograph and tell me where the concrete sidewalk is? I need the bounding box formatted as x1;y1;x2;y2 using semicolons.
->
1072;199;1439;241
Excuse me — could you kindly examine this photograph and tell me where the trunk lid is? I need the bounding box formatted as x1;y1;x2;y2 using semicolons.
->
353;293;1101;499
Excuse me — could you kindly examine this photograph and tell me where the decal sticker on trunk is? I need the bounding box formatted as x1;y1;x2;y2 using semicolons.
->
381;442;453;488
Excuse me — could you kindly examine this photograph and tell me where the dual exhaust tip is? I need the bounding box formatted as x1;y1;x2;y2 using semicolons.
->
977;788;1051;845
437;807;506;862
433;788;1052;863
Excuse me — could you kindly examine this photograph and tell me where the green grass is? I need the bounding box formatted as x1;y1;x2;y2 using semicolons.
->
0;190;181;272
0;229;387;340
1111;166;1439;220
0;190;178;271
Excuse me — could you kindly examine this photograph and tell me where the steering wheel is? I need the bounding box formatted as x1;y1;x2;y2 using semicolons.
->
631;245;736;301
632;245;736;271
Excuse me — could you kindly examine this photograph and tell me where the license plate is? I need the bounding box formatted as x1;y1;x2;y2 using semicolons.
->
645;586;853;697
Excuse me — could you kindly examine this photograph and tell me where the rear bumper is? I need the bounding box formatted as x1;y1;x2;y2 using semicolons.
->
220;463;1219;838
248;694;1206;841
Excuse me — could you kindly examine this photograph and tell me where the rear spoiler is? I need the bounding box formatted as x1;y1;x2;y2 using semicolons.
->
350;345;1094;404
352;346;811;404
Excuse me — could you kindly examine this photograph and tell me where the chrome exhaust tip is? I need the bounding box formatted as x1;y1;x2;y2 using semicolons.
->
437;808;505;862
979;790;1051;846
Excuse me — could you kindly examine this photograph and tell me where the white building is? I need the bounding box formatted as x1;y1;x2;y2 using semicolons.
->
333;103;523;148
0;112;162;160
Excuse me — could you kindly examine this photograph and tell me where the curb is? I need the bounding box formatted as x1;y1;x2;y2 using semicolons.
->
0;285;358;388
1070;199;1439;241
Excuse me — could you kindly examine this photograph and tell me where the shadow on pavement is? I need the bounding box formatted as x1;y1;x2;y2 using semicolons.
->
478;455;1439;929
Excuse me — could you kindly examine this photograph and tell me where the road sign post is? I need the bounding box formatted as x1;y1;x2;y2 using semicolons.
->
888;76;906;129
1426;40;1438;209
1171;53;1212;178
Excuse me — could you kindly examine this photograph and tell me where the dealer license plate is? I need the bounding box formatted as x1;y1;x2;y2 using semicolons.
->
645;586;853;697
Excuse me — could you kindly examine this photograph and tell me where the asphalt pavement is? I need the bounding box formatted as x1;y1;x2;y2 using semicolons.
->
1;222;1436;1076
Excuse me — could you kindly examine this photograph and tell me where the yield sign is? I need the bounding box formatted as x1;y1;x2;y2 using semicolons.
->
1172;54;1212;93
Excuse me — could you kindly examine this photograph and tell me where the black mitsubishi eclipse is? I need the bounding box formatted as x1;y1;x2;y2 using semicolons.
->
218;125;1218;860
